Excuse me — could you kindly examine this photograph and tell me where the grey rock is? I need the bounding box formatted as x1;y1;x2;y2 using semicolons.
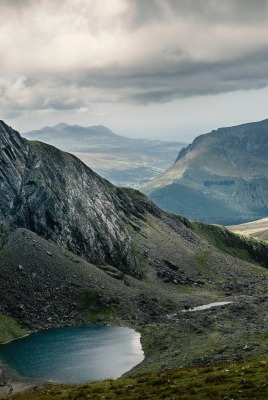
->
0;120;144;278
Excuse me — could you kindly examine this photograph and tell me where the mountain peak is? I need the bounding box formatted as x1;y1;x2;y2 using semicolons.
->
0;121;144;277
0;120;15;134
54;122;70;129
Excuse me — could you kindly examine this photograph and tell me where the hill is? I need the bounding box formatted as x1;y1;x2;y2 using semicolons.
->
142;119;268;225
23;123;185;187
1;121;268;392
5;355;268;399
228;217;268;242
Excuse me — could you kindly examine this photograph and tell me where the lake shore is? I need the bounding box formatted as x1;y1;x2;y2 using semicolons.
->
0;381;41;399
0;361;41;399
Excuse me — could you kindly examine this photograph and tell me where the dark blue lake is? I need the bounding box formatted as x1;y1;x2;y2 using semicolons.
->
0;325;144;383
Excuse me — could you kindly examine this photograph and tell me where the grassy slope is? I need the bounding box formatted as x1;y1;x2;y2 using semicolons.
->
228;218;268;243
142;121;268;226
174;215;268;267
1;191;268;395
8;356;268;400
147;182;242;225
0;314;28;343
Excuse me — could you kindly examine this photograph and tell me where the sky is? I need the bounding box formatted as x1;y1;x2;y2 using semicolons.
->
1;0;268;141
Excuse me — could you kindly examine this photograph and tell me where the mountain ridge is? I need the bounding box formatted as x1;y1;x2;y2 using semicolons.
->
25;123;122;140
0;120;146;277
23;123;186;187
142;118;268;225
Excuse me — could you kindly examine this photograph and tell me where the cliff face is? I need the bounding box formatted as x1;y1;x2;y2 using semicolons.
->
0;122;30;226
0;120;145;278
143;119;268;225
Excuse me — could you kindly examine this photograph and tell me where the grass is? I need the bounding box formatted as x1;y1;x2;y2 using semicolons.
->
177;217;268;268
0;313;28;344
8;356;268;399
77;288;115;324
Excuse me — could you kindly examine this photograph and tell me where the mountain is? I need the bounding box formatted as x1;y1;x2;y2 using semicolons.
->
228;217;268;242
23;123;186;188
142;119;268;225
1;121;268;385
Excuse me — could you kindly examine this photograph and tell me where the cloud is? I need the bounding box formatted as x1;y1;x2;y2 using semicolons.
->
1;0;268;118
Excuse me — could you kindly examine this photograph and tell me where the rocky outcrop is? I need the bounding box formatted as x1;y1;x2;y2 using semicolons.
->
0;121;146;278
0;122;30;233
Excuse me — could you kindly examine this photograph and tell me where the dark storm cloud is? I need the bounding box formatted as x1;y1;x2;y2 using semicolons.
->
131;0;268;27
1;0;268;117
63;43;268;104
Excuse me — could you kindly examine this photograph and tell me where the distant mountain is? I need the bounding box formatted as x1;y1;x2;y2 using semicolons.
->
24;124;122;150
142;119;268;225
24;123;186;187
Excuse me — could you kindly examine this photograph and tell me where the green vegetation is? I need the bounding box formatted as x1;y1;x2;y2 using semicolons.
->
0;314;28;344
28;140;42;148
78;288;103;308
177;216;268;268
8;356;268;399
121;187;147;200
25;170;44;197
138;310;268;374
0;224;10;246
147;181;238;225
78;288;114;324
143;119;268;226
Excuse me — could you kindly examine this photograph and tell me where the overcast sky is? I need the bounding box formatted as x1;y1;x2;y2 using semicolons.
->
1;0;268;141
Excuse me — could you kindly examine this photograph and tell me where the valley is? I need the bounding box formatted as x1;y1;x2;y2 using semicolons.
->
0;121;268;399
23;123;185;188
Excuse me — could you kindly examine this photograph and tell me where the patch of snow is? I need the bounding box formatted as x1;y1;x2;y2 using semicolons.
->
182;301;233;312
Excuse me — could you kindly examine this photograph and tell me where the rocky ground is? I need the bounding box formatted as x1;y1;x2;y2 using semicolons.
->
1;121;268;398
1;225;268;387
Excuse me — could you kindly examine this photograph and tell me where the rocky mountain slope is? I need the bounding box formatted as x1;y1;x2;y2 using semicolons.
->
1;120;268;386
23;123;185;187
142;119;268;225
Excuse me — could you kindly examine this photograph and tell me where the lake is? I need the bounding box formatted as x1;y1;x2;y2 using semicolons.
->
0;325;144;383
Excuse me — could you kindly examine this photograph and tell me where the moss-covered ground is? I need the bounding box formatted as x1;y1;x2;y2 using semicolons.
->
0;314;28;344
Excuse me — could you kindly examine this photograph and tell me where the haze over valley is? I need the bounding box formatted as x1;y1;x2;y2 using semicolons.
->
23;123;186;188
